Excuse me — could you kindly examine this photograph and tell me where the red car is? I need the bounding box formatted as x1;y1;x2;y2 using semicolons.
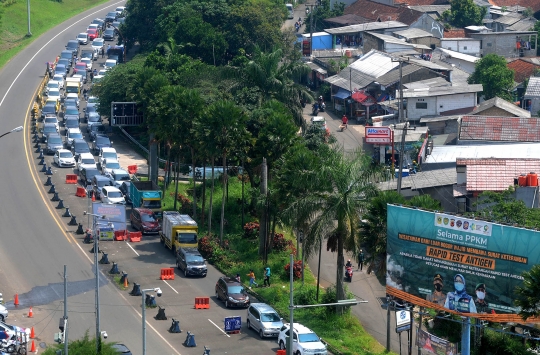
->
130;208;161;234
73;62;87;74
87;29;98;41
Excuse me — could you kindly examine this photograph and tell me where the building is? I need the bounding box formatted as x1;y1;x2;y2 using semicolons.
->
324;21;409;49
491;12;523;32
324;14;371;27
393;28;440;47
468;30;537;58
440;38;481;56
362;31;432;53
302;32;333;50
436;48;480;74
508;58;540;84
506;17;537;32
487;0;540;17
523;77;540;114
398;84;483;120
343;0;424;24
458;115;540;144
471;96;531;117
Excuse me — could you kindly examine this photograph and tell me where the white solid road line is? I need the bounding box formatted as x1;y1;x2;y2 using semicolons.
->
208;319;231;338
125;240;140;256
162;280;179;294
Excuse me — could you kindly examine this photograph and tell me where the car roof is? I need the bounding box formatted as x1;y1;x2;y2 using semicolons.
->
68;128;81;133
43;123;57;128
94;175;110;181
78;32;87;36
220;276;242;286
104;159;119;164
47;133;61;138
111;169;127;175
79;152;94;158
182;247;202;255
103;185;120;191
284;323;315;334
312;116;325;122
72;138;87;143
249;303;277;313
95;135;109;140
67;39;78;44
101;147;117;153
61;50;72;54
57;149;72;153
134;208;154;215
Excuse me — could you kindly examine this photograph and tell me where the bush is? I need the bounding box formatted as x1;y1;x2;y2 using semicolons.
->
273;233;296;254
284;260;302;280
294;285;318;305
170;192;192;214
243;221;260;239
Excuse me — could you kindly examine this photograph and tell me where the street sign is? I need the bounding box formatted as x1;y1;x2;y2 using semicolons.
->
110;102;144;126
365;126;392;144
224;316;242;332
395;310;411;333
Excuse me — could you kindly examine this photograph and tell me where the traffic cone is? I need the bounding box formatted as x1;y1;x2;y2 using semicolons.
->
30;327;35;339
92;192;96;202
14;294;19;306
123;276;128;288
28;306;33;318
30;340;36;352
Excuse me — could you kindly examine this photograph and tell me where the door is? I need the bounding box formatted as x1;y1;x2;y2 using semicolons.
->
249;308;260;332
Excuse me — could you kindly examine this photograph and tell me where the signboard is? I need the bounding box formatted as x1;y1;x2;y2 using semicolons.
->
365;127;392;144
92;203;127;232
96;226;114;241
386;205;539;314
110;102;144;126
416;328;457;355
395;310;411;333
224;316;241;332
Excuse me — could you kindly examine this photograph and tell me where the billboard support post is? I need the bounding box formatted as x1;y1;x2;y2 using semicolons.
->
386;296;391;352
417;308;422;355
462;317;471;355
408;304;413;355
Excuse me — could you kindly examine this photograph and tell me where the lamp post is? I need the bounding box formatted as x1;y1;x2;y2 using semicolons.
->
83;211;106;355
0;126;23;139
26;0;31;37
141;287;162;355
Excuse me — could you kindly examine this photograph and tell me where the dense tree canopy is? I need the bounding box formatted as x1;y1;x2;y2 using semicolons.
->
442;0;487;28
468;54;514;101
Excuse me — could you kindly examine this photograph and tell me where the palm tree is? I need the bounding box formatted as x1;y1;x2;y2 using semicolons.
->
515;264;540;319
280;146;382;305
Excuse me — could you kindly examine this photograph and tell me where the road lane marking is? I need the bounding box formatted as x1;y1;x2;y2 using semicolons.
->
162;280;179;294
125;241;140;256
208;319;230;337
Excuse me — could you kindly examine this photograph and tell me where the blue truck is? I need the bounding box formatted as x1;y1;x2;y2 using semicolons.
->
129;181;163;218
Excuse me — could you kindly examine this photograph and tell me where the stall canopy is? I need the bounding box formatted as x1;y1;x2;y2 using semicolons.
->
352;90;376;105
334;88;351;99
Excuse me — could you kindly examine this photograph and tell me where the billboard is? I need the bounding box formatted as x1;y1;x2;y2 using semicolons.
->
365;127;392;144
387;205;540;314
416;328;457;355
92;202;127;232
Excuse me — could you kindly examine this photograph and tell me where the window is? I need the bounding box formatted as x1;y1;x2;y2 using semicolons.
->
463;46;467;50
416;102;428;109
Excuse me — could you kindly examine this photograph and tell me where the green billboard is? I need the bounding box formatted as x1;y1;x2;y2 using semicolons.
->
387;205;538;314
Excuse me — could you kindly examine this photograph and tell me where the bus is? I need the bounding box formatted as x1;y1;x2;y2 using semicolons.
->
286;3;294;19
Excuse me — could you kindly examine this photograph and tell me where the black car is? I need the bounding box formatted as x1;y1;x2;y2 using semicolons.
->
63;106;79;121
84;104;97;121
91;18;106;31
176;248;207;277
66;39;79;56
55;64;68;77
103;29;115;41
45;134;64;154
119;181;132;204
111;344;131;355
91;135;112;154
57;58;71;70
89;123;107;140
41;123;58;142
64;118;80;130
105;11;117;22
79;167;100;186
215;277;250;308
71;138;91;160
41;103;57;118
59;50;73;66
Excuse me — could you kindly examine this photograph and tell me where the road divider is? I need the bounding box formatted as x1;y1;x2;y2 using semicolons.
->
65;174;77;184
128;231;141;242
160;268;174;280
194;297;210;309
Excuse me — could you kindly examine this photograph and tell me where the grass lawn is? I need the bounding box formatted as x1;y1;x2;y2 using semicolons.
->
0;0;108;68
161;176;395;355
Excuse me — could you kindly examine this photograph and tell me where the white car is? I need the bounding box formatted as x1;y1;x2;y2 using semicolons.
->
48;88;61;103
0;321;29;339
77;32;88;45
101;186;126;204
104;59;117;70
71;74;84;85
0;304;7;321
87;96;99;105
311;116;327;131
52;74;65;89
87;24;99;32
81;58;92;70
77;152;98;171
98;69;107;76
45;80;60;95
101;159;121;175
115;6;126;15
54;149;76;168
66;128;83;148
92;38;104;53
277;323;327;355
43;115;60;131
104;169;130;188
99;147;118;167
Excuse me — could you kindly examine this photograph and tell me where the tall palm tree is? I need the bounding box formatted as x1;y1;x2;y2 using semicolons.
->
281;146;382;305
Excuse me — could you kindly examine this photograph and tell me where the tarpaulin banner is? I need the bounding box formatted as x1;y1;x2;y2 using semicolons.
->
416;328;457;355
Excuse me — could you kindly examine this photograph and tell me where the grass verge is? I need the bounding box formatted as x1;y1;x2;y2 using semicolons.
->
162;176;395;355
0;0;108;68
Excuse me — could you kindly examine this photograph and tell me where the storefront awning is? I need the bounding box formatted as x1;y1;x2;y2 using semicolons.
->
333;88;351;99
352;90;376;105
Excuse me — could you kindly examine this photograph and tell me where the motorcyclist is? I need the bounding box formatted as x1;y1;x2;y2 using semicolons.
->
346;259;353;268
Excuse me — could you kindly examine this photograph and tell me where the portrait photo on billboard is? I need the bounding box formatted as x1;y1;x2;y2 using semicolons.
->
386;205;539;314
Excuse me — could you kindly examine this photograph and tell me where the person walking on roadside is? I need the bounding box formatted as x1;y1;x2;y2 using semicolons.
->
101;47;105;58
263;266;271;287
357;249;364;271
341;114;348;130
247;270;257;289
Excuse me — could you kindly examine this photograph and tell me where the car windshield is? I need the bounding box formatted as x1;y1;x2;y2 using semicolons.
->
60;52;71;59
108;191;122;198
88;114;100;122
227;285;245;294
49;89;60;96
185;254;204;263
43;126;56;134
178;233;197;244
65;120;79;128
261;313;281;322
86;106;97;113
75;142;89;151
298;333;320;343
44;117;57;124
81;158;95;165
59;152;72;158
97;180;109;187
48;82;59;89
49;137;62;144
103;152;117;160
106;162;120;169
142;199;161;209
76;64;86;70
105;61;115;68
67;42;77;49
68;132;82;140
114;173;130;181
78;34;86;39
141;214;156;222
53;75;63;82
65;108;79;115
86;170;99;178
88;97;98;104
93;39;104;47
96;137;109;144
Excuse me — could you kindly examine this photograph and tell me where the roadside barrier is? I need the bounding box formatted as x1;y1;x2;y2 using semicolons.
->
276;350;286;355
160;268;175;280
65;174;77;184
114;230;127;241
194;297;210;309
128;231;142;242
76;186;87;197
127;165;138;174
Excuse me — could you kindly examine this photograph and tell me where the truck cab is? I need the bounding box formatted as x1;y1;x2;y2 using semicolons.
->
160;212;198;253
130;181;162;218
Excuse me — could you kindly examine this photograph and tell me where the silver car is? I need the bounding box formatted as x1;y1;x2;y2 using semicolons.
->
246;303;283;338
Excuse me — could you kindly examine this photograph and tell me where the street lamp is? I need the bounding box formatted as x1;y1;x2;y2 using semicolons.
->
0;126;23;139
83;211;106;354
141;287;162;355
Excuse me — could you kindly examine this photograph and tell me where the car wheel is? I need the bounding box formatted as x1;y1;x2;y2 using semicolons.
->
259;329;264;339
184;268;188;277
279;341;285;350
295;351;301;355
215;289;219;300
247;319;251;330
225;300;230;308
0;314;3;322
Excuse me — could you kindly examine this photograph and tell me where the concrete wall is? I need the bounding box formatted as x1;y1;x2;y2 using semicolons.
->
440;39;481;56
524;95;540;116
408;97;437;118
442;57;477;74
362;33;383;53
474;106;518;117
407;93;476;120
409;36;441;48
423;185;457;212
410;14;445;38
424;119;458;135
471;33;537;58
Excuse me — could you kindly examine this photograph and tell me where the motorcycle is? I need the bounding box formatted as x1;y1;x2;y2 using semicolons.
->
345;266;353;282
312;103;319;115
320;102;326;112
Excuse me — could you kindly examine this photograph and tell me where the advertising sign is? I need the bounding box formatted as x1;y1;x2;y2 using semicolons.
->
92;202;127;232
365;127;392;144
395;310;411;333
416;328;457;355
387;205;537;314
224;316;241;332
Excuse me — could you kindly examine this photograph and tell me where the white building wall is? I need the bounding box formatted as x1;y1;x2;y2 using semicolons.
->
440;39;481;56
436;93;476;114
407;97;437;119
410;13;445;38
406;93;477;119
384;42;415;53
442;57;477;74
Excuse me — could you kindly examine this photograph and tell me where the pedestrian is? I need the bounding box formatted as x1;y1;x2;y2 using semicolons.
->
357;249;364;271
90;71;94;81
263;266;271;287
341;114;348;129
101;47;105;58
235;273;241;283
247;269;257;289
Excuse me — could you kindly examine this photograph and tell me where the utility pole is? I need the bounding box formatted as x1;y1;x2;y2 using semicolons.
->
307;3;317;56
287;254;294;355
392;57;409;194
26;0;31;37
259;158;267;257
63;265;68;355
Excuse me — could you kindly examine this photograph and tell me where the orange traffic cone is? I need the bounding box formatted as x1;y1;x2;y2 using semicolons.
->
28;306;33;318
30;327;35;339
92;192;96;202
30;340;36;353
123;276;128;288
14;294;19;306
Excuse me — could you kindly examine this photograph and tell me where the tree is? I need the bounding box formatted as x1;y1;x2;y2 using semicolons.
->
305;0;346;33
468;54;514;101
442;0;487;28
42;331;119;354
515;264;540;319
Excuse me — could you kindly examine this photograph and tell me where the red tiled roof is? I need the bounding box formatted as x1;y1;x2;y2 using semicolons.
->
394;0;449;5
507;59;540;83
456;158;540;191
344;0;424;24
488;0;540;13
443;29;467;38
459;116;540;142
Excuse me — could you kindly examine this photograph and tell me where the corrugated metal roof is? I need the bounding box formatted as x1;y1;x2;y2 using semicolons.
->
376;64;422;86
409;5;450;13
324;21;408;35
365;31;413;46
438;48;480;63
350;49;400;77
493;12;523;26
472;97;531;117
393;28;434;39
378;167;457;191
425;143;540;165
398;84;483;98
404;77;450;89
306;62;327;75
506;17;536;31
459;116;540;142
524;77;540;97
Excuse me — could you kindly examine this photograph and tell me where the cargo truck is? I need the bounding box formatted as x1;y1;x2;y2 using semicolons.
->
160;212;198;252
130;181;163;217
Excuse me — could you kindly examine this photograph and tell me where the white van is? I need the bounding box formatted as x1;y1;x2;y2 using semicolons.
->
285;3;294;19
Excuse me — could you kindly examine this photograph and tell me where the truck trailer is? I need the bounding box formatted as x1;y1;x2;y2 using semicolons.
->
130;181;162;217
160;212;198;253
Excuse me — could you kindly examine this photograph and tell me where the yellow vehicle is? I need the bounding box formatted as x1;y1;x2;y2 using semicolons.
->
65;81;80;95
160;212;198;253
